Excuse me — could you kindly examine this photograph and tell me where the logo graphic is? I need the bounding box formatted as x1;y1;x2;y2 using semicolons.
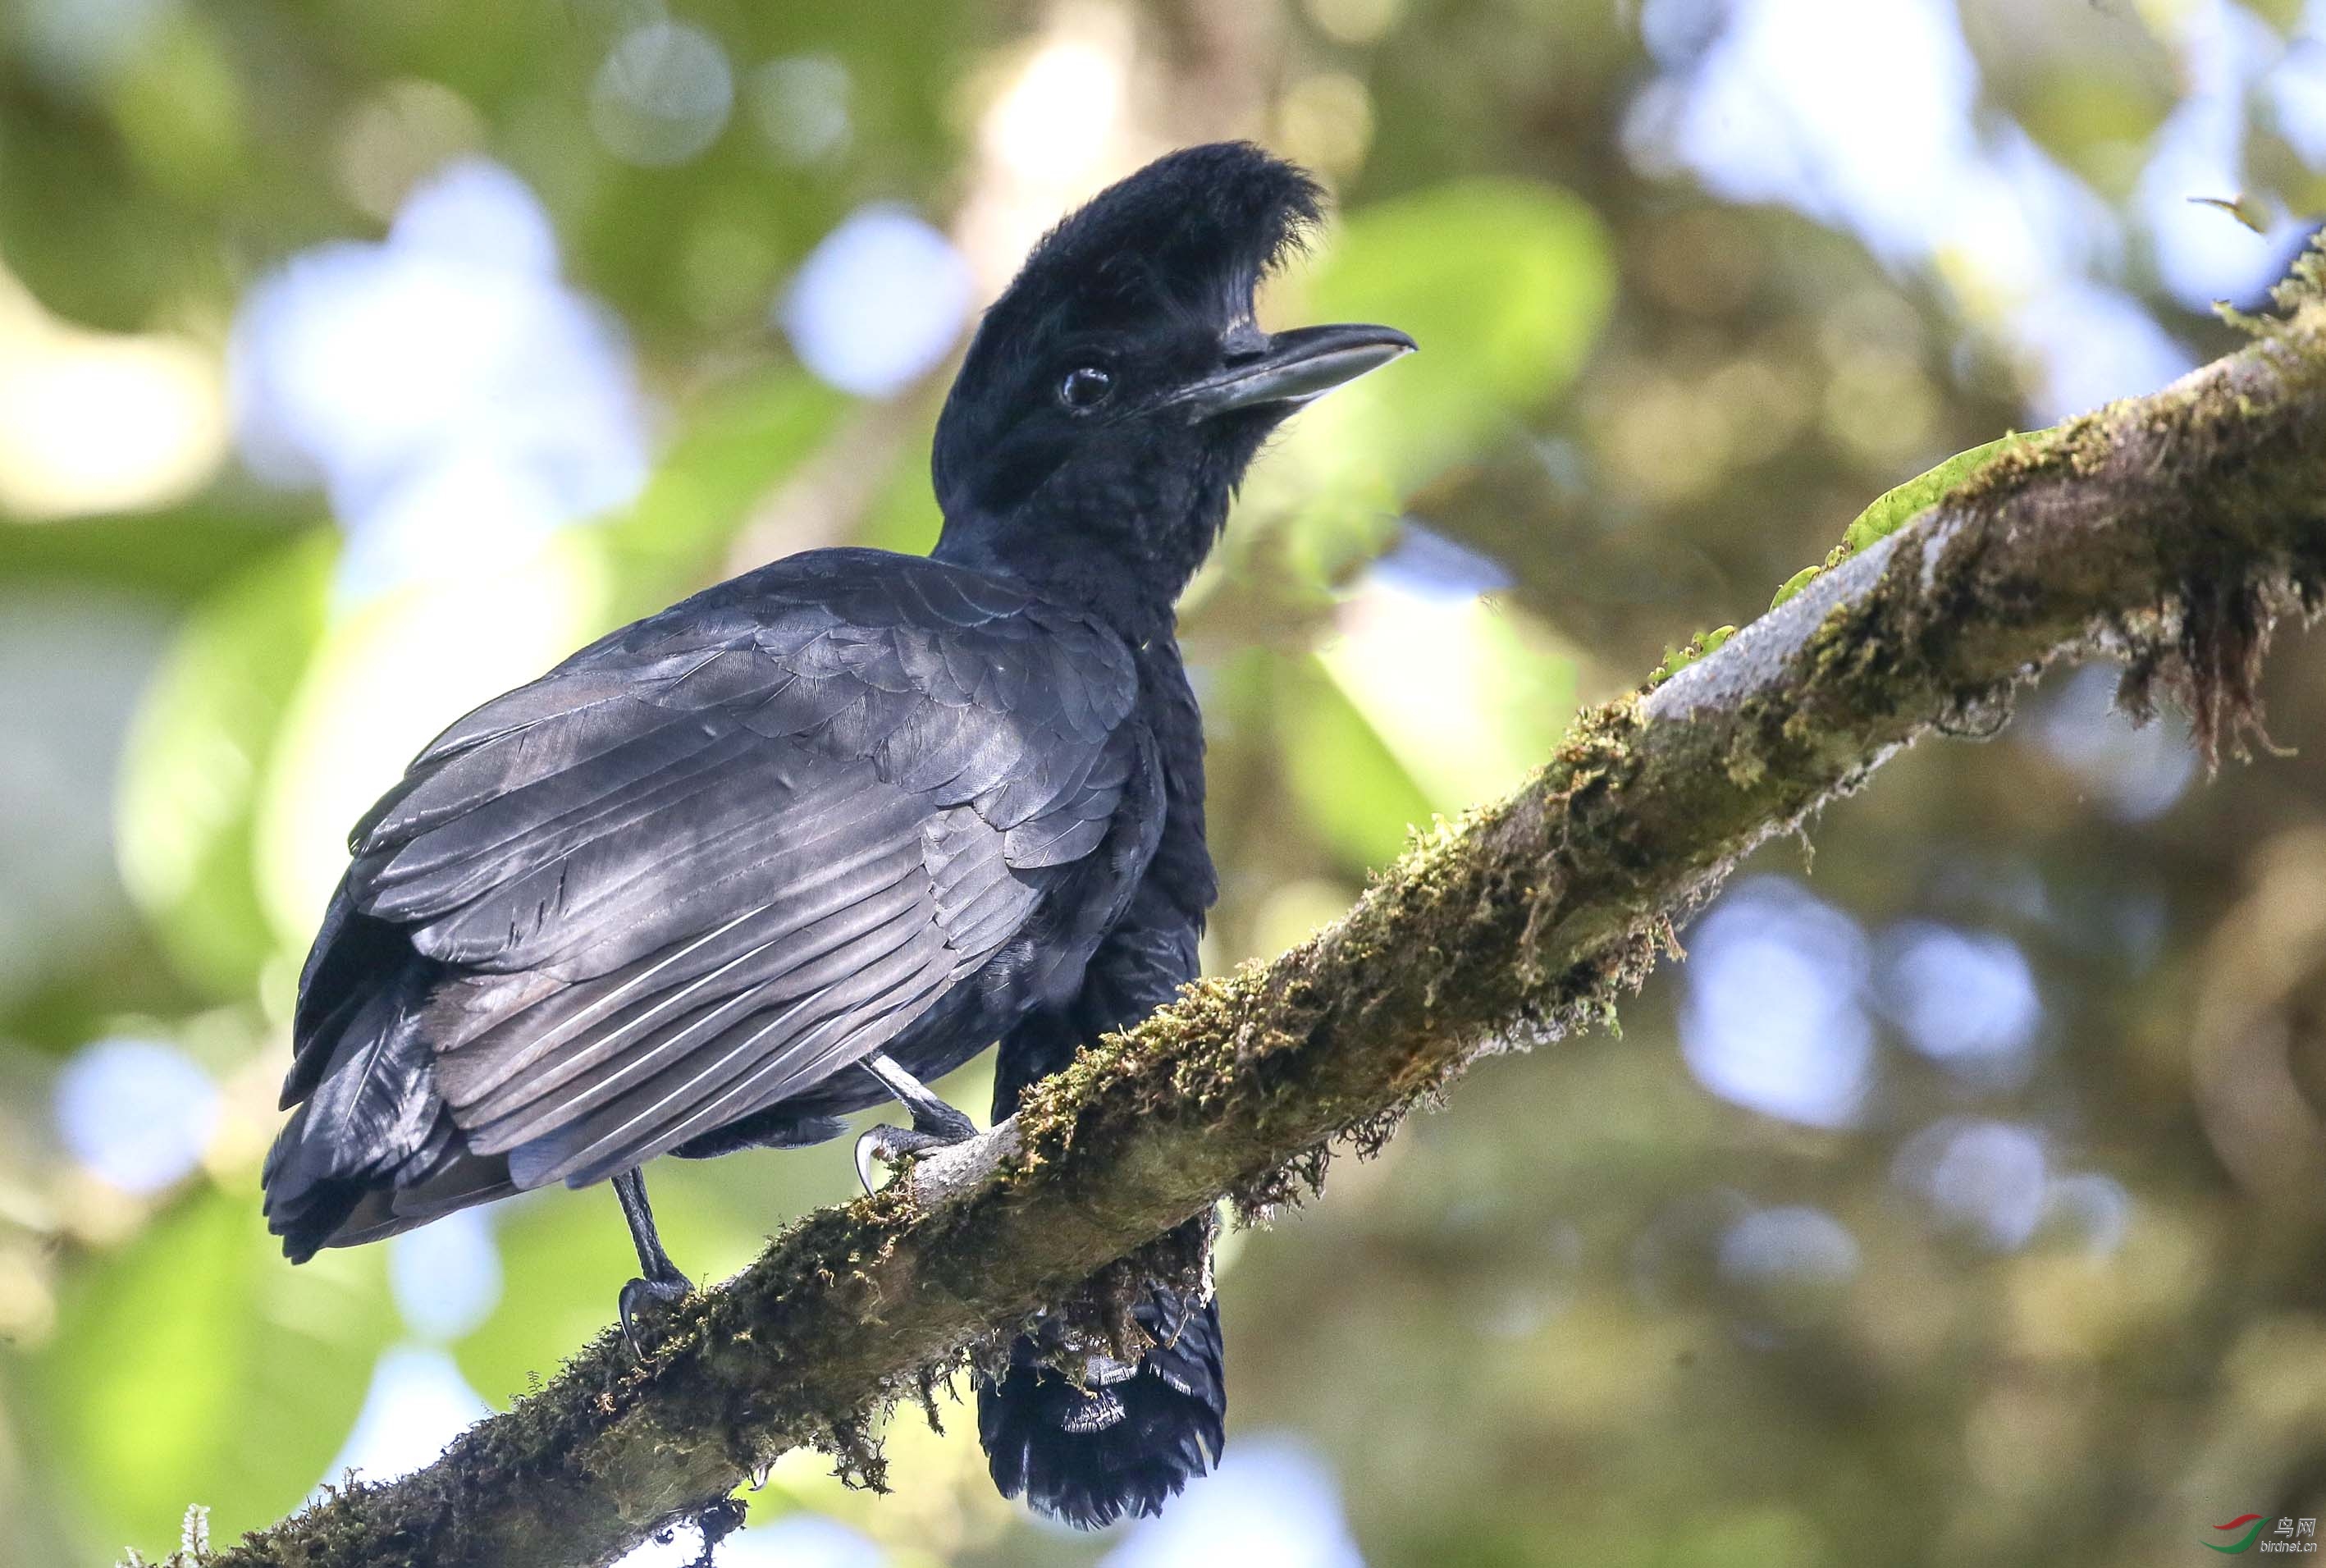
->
2204;1515;2320;1553
2210;1516;2269;1554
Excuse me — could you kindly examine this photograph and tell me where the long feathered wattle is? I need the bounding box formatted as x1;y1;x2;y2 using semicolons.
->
979;1287;1227;1529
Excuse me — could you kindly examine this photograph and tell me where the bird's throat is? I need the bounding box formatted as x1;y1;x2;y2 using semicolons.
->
931;475;1234;639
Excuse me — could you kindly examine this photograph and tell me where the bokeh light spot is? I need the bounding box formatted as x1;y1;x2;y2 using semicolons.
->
778;207;972;399
53;1038;217;1195
2033;663;2197;823
388;1209;503;1343
231;158;648;598
1717;1205;1862;1337
1876;921;2041;1084
591;21;734;168
1104;1435;1364;1568
751;56;852;166
1894;1118;2050;1253
322;1347;491;1486
1681;878;1876;1128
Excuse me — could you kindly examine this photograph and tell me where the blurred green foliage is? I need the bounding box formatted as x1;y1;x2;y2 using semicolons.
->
116;536;332;999
34;1188;394;1555
6;2;2326;1566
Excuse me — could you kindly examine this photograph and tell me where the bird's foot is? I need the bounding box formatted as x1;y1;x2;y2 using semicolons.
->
853;1052;980;1196
854;1113;976;1197
618;1269;694;1358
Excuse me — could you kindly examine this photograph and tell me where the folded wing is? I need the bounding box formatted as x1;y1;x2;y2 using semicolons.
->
295;551;1144;1191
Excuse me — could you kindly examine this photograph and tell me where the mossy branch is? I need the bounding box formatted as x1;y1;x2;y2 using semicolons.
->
194;295;2326;1568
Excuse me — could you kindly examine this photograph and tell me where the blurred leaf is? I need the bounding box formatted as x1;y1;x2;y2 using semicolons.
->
1273;472;1405;592
2251;128;2326;226
0;81;194;330
596;368;848;613
107;11;248;203
1318;592;1579;816
253;537;609;951
1277;653;1439;871
2002;66;2174;201
116;533;332;996
30;1184;393;1554
1245;179;1615;599
454;1159;821;1406
1296;177;1616;493
0;501;302;603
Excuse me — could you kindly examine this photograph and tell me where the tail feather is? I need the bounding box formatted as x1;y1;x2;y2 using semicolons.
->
263;882;464;1261
978;1287;1226;1530
319;1150;519;1250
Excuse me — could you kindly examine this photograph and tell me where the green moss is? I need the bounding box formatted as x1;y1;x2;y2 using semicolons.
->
1768;428;2053;611
1648;624;1736;685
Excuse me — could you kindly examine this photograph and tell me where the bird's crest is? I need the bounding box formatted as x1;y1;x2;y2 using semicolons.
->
989;142;1324;334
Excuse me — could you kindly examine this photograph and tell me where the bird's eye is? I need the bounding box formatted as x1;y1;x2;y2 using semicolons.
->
1058;366;1113;412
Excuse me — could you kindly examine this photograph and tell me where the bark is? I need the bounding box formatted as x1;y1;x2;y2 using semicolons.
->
193;295;2326;1568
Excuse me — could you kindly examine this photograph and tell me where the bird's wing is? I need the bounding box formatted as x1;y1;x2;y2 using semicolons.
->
332;551;1145;1188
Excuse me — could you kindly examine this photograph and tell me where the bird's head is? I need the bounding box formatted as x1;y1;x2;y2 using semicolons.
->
931;142;1413;620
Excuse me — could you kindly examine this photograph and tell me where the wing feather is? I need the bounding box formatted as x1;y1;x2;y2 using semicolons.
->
454;841;932;1144
511;910;953;1187
315;551;1147;1193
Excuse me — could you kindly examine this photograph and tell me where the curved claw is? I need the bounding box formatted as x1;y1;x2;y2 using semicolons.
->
854;1123;956;1198
854;1130;886;1199
619;1272;693;1358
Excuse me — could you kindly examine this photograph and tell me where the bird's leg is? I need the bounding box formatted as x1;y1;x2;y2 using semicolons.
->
853;1050;980;1195
613;1167;692;1355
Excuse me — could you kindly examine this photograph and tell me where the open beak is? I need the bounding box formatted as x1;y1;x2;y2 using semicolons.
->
1168;322;1416;421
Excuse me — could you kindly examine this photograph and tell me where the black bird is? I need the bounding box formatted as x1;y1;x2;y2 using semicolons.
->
261;141;1412;1529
